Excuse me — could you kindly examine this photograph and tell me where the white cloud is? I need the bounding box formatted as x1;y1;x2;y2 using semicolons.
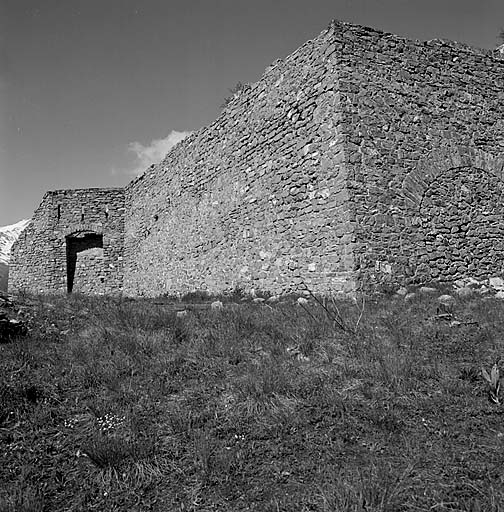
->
127;130;192;175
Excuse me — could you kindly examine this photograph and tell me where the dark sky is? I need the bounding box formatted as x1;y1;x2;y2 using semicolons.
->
2;0;503;224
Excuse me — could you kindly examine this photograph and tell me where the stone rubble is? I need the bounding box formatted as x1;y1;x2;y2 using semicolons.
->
0;293;28;342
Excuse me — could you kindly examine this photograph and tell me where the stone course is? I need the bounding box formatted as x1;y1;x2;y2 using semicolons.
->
8;20;504;297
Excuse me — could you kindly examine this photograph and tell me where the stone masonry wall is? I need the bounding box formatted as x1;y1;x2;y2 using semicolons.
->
10;188;124;295
327;22;504;289
10;21;504;297
124;26;355;297
125;20;504;296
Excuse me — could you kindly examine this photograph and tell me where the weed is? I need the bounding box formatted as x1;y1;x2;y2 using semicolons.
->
299;282;365;335
3;291;504;510
179;289;212;303
482;363;501;404
0;485;44;512
316;461;418;511
82;435;132;469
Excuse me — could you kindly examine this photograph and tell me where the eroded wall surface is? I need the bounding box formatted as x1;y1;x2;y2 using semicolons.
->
124;26;355;297
9;188;124;294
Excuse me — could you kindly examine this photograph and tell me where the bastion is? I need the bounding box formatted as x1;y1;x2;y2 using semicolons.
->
9;20;504;297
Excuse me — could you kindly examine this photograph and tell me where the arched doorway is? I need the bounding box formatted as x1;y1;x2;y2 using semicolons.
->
66;231;104;293
413;166;504;282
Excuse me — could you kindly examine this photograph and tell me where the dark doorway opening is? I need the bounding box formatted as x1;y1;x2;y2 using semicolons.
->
66;232;104;293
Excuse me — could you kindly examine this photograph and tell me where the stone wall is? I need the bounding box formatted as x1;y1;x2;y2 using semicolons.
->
124;25;355;297
9;20;504;297
124;20;504;296
9;188;125;295
329;22;504;288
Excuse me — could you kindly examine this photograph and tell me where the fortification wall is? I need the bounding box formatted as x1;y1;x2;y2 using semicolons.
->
9;188;125;294
10;21;504;297
125;20;504;296
124;25;355;297
328;22;504;288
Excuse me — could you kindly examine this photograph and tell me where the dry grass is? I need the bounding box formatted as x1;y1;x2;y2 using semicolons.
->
1;289;504;510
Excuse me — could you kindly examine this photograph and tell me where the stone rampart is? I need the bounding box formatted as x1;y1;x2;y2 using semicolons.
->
124;20;504;296
124;23;355;297
9;20;504;297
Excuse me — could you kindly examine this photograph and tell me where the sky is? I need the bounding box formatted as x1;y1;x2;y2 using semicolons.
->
1;0;504;225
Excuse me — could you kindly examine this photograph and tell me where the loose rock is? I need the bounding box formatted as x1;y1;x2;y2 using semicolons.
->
455;287;473;298
0;317;28;342
438;294;455;305
419;287;437;294
489;277;504;290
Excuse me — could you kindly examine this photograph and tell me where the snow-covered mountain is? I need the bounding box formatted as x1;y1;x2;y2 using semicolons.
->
0;219;31;292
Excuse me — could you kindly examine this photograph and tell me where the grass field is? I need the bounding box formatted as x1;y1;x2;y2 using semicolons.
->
1;288;504;511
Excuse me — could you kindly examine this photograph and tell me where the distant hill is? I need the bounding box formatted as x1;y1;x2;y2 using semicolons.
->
0;219;31;292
